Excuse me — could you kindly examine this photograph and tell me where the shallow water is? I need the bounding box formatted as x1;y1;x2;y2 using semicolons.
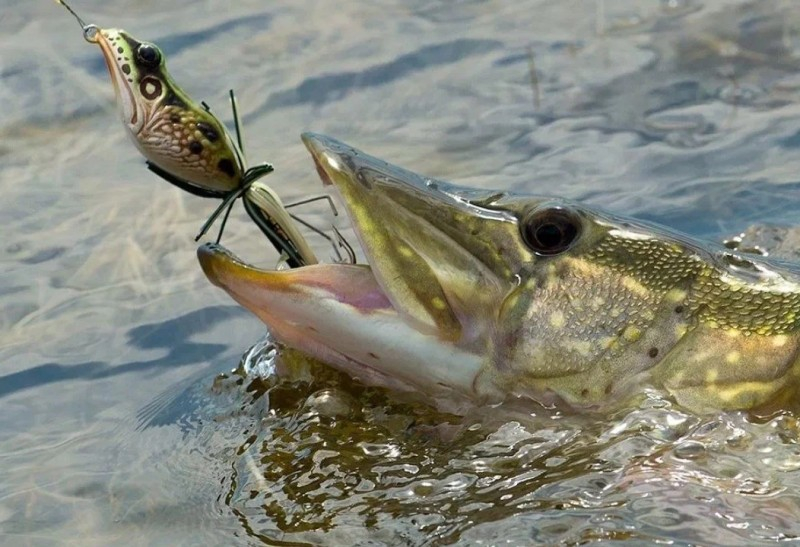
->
5;0;800;544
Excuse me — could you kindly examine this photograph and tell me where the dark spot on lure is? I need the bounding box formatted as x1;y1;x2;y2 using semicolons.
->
648;347;659;358
117;46;124;54
139;76;163;100
217;158;236;177
163;92;187;109
189;141;203;155
170;114;181;123
196;122;219;142
122;64;131;75
674;305;684;314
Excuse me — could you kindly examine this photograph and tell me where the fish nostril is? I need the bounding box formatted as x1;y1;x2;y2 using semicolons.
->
356;168;371;189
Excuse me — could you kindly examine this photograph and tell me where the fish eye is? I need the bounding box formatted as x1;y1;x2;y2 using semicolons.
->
136;43;161;67
521;206;581;256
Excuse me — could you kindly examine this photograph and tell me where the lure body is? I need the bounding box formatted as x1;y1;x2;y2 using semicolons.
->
57;0;319;266
88;27;244;195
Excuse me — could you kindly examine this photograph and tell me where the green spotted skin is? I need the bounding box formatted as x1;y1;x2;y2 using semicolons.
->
588;235;800;334
302;134;800;413
91;27;243;192
485;210;800;412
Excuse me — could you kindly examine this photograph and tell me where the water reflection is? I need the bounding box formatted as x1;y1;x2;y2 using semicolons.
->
253;39;503;115
208;363;800;545
6;0;800;545
0;306;240;400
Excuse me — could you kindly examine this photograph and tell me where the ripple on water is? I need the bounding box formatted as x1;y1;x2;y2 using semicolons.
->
12;0;800;544
148;346;797;546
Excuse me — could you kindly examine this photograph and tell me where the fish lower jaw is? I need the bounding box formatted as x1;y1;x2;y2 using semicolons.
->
239;296;483;403
267;318;426;395
198;244;485;401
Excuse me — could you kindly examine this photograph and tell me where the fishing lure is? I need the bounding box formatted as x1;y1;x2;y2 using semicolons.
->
56;0;338;267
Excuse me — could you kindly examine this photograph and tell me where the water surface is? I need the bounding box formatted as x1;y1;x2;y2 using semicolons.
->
4;0;800;544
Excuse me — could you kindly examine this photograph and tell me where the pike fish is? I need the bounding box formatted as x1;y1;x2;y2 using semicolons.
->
199;134;800;413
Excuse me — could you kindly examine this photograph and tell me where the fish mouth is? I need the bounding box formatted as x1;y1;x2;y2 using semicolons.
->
197;133;515;397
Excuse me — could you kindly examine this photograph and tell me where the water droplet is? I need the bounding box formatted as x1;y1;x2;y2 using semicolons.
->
303;389;354;418
673;440;707;460
241;332;279;378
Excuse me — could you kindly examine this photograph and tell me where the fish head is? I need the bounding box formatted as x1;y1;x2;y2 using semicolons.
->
199;134;800;412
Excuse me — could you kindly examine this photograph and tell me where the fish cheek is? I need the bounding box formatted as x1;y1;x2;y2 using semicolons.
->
489;278;590;381
485;258;692;406
491;284;533;373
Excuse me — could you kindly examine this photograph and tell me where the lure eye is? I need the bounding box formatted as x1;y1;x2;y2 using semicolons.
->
521;206;581;256
136;43;161;67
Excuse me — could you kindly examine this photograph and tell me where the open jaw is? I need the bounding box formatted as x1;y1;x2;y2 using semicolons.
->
197;133;514;404
198;134;800;414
